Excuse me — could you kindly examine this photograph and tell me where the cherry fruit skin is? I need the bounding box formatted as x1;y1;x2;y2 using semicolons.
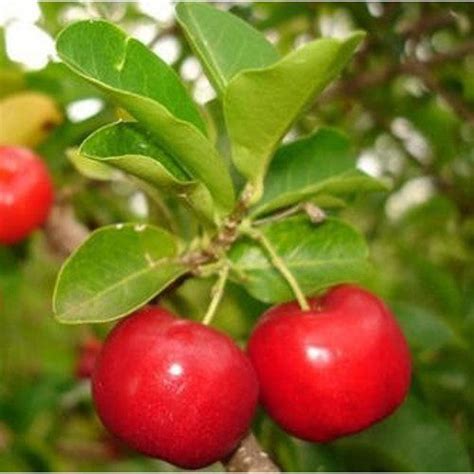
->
92;306;259;469
248;284;411;443
0;146;54;245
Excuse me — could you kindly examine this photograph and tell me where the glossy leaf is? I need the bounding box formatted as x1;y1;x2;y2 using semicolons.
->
229;216;371;303
308;194;347;209
53;224;187;324
56;20;234;214
67;148;121;182
80;122;215;220
252;128;387;216
256;170;386;216
81;122;188;181
57;20;203;131
336;396;472;471
224;32;364;199
176;2;279;95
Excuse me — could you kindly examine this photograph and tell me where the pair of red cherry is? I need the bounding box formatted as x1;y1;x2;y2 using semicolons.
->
92;286;411;469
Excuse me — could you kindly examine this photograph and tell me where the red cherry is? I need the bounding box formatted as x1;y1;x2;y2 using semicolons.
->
0;146;54;245
248;284;411;443
92;306;258;469
75;336;102;379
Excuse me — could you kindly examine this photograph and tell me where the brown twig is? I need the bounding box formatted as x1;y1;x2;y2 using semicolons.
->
182;185;255;271
397;9;458;39
44;202;89;259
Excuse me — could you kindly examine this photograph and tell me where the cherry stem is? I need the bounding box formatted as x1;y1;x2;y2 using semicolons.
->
245;228;310;311
202;264;230;326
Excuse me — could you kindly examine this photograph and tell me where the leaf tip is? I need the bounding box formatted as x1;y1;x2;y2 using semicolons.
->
343;30;367;49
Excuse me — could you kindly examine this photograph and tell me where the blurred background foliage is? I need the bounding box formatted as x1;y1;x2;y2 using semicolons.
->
0;1;473;471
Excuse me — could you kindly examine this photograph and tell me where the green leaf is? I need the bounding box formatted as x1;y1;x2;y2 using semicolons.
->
309;194;348;209
252;128;387;216
229;216;371;303
276;436;343;472
258;170;386;216
336;396;472;471
53;224;187;324
67;148;121;182
176;2;279;95
80;122;215;220
224;32;365;199
81;122;189;181
57;19;203;132
56;20;234;215
391;302;459;351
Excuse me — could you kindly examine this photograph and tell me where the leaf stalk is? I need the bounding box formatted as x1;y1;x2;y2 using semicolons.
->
243;227;310;311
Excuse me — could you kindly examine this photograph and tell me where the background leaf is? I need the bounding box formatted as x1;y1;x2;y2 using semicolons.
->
257;419;344;472
53;224;187;323
252;128;387;216
336;396;472;471
57;20;234;214
229;216;371;303
391;302;461;352
224;33;364;198
176;2;279;95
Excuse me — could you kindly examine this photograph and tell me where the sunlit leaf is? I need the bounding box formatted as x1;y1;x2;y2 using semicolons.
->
252;128;387;216
229;216;371;303
177;2;279;95
224;33;364;199
80;122;215;220
57;20;234;215
53;224;187;323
